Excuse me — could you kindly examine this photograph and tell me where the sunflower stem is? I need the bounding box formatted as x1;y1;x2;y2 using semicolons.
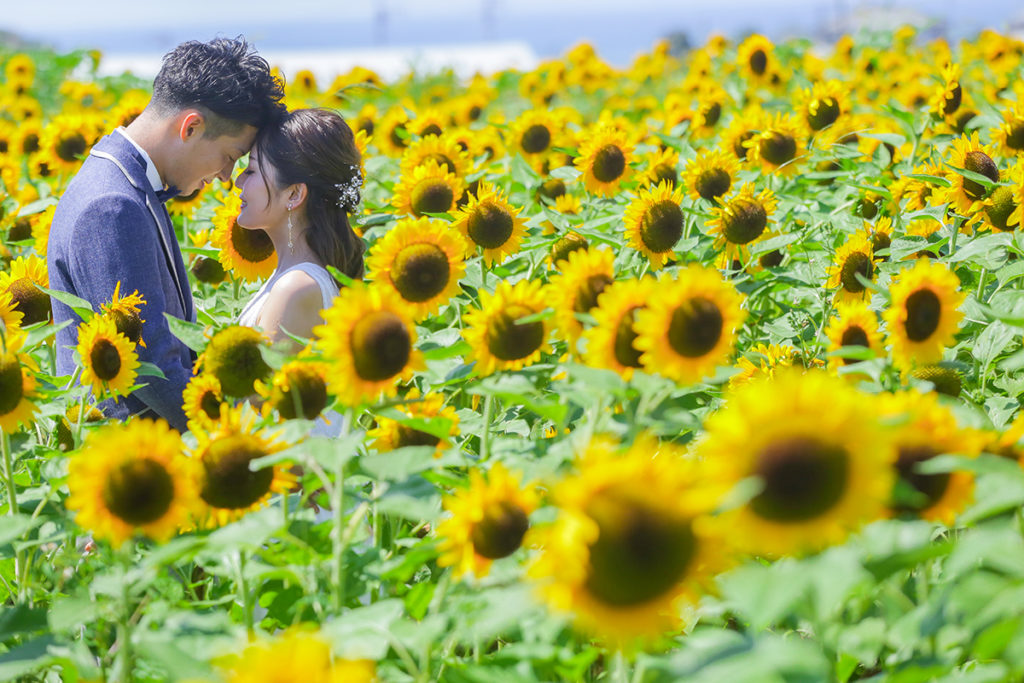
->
976;267;987;302
331;434;347;612
480;394;495;462
1;430;23;601
611;650;629;683
116;546;136;683
234;550;255;641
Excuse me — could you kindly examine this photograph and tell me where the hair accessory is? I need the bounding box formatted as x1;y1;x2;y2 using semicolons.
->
287;204;294;253
334;165;363;212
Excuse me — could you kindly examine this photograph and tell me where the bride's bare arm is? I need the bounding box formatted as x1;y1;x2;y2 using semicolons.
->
254;270;325;353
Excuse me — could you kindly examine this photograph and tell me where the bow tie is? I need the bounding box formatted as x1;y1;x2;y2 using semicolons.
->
155;186;179;203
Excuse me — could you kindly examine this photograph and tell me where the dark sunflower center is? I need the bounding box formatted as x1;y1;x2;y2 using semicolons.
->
520;124;551;155
695;168;731;200
191;255;227;284
651;163;677;187
470;500;530;560
350;311;411;382
839;326;869;365
722;199;768;245
1006;120;1024;151
807;97;841;131
910;365;962;397
89;339;123;381
109;309;143;345
200;435;274;509
7;278;49;326
56;131;87;163
102;458;175;525
640;200;683;253
199;390;222;420
701;102;722;127
759;249;784;268
550;233;589;266
750;436;849;522
231;223;275;263
274;370;329;420
205;329;271;397
749;49;768;75
538;178;566;201
573;274;613;313
391;243;451;303
760;131;797;166
613;307;644;368
467;201;514;249
985;186;1017;231
411;179;455;216
839;251;874;293
953;110;977;135
468;105;482;121
21;133;39;155
667;297;723;358
591;145;626;183
904;289;942;342
394;424;442;448
583;489;696;607
962;151;999;201
424;153;456;175
0;356;25;415
893;445;950;513
871;232;891;259
856;197;879;219
420;123;443;137
7;218;31;242
486;303;544;361
733;131;754;160
942;83;963;116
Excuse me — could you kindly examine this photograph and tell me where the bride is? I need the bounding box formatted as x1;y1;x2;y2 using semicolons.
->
234;108;364;435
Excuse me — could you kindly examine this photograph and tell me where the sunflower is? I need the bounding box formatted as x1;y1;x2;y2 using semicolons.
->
532;436;728;643
212;193;277;282
929;62;963;119
508;109;561;167
798;80;848;132
720;111;762;162
37;113;97;174
65;419;198;546
633;265;745;385
167;185;208;220
574;125;633;197
4;54;34;92
255;359;332;421
218;627;377;683
367;388;459;454
826;232;876;302
100;281;146;347
408;108;447;139
984;159;1023;232
367;217;467;318
463;278;551;377
436;463;537;579
0;288;24;334
623;181;685;269
182;373;226;431
747;114;806;176
189;404;292;528
313;282;422;406
548;247;616;342
0;254;50;326
77;315;140;398
728;343;823;388
376;107;412;156
199;325;272;398
683;148;739;202
941;132;1000;216
391;159;464;218
891;162;948;213
825;301;884;373
29;205;55;258
549;231;590;268
706;183;778;265
582;277;658;380
991;102;1024;156
398;133;472;181
879;391;981;525
883;259;965;370
0;331;38;432
641;147;679;189
107;89;150;129
699;370;896;557
451;182;527;267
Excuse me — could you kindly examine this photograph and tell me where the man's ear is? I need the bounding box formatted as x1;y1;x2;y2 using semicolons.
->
177;110;205;142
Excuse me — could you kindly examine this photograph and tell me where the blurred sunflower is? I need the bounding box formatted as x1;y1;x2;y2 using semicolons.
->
4;54;34;93
0;254;50;326
391;159;464;218
825;301;884;373
463;278;550;377
437;463;537;579
633;265;745;385
582;277;657;380
623;180;685;269
883;259;964;370
189;404;291;527
77;315;139;397
737;34;776;82
549;230;590;268
313;283;422;406
219;627;377;683
107;89;150;129
747;113;806;175
699;370;896;557
929;62;963;119
641;147;679;188
942;132;1000;215
376;107;412;156
368;388;459;454
451;182;527;267
408;108;447;139
166;185;207;220
212;193;277;282
683;148;739;201
532;436;728;643
707;184;778;265
891;162;948;212
991;102;1024;156
982;159;1022;232
508;109;560;167
255;359;332;422
37;113;97;175
399;133;472;179
548;246;616;343
826;232;876;302
0;330;38;432
721;112;762;162
100;281;146;347
367;216;467;318
0;288;24;334
575;125;633;197
66;419;198;546
29;205;55;258
727;343;820;388
798;80;847;132
182;372;226;432
198;325;272;398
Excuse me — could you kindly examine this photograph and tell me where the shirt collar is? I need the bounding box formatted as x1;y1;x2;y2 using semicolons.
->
115;127;164;193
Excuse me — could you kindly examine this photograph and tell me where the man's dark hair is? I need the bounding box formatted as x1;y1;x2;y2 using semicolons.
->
151;36;285;137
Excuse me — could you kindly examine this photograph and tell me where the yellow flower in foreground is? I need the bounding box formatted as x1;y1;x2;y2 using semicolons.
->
77;315;140;398
212;193;277;282
0;331;38;432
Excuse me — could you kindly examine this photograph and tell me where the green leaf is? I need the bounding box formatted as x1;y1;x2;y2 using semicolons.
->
38;285;94;322
0;634;56;680
905;173;952;188
164;314;208;352
358;446;438;481
944;161;998;189
136;361;167;379
0;605;48;640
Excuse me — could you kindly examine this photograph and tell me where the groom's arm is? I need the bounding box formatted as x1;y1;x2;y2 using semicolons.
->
66;194;192;431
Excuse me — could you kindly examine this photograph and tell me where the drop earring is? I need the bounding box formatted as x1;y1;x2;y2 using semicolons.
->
287;204;294;253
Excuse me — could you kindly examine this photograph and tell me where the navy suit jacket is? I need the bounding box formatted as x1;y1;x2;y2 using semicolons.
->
48;130;195;432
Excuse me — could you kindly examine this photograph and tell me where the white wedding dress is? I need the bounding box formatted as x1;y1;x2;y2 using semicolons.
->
239;262;346;437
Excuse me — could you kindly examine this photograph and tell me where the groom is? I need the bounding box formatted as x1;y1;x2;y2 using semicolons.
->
48;37;285;431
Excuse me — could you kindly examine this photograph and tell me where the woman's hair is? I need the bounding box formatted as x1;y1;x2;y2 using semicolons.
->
254;108;365;279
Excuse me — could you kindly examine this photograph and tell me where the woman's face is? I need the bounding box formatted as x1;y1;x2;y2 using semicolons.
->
236;147;288;231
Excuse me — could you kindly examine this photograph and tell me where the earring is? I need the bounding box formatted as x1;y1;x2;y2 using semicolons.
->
287;204;294;253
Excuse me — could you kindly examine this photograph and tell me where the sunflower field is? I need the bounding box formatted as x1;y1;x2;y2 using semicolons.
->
4;26;1024;682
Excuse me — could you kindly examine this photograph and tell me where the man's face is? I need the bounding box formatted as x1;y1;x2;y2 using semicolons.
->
171;117;257;194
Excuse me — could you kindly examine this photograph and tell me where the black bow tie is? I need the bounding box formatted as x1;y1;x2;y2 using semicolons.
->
155;186;179;203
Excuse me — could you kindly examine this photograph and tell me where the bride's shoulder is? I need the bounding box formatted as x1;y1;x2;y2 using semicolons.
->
267;267;322;305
